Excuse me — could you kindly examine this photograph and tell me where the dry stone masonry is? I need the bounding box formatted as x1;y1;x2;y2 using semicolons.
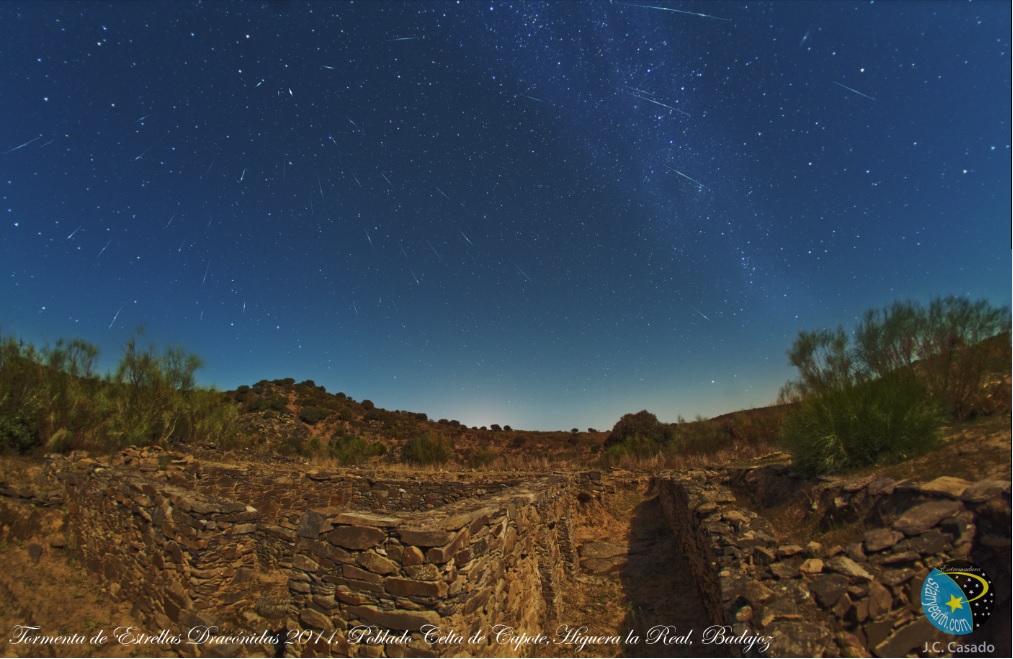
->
1;446;1009;658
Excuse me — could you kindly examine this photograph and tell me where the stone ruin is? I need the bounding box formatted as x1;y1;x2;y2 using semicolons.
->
1;446;1010;657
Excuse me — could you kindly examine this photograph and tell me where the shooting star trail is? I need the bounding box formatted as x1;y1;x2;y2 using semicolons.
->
243;302;246;316
165;213;175;229
410;269;421;285
799;28;811;48
239;168;246;182
133;144;155;161
3;135;42;155
134;114;150;124
347;118;362;131
425;239;443;262
381;172;393;188
109;306;122;329
618;1;730;21
386;36;420;41
833;81;876;100
399;241;408;258
664;165;710;191
518;94;544;103
689;305;712;322
201;260;211;287
66;226;81;240
435;186;451;201
364;228;374;248
628;91;690;117
510;260;533;283
98;239;112;257
204;161;214;177
459;230;474;246
351;172;363;188
255;79;264;88
321;64;337;70
178;239;186;252
317;176;325;203
352;302;358;316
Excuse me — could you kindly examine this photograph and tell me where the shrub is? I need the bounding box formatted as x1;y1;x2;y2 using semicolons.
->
465;445;497;468
299;406;331;425
401;431;453;465
783;371;941;475
604;433;662;464
605;410;674;448
330;430;384;465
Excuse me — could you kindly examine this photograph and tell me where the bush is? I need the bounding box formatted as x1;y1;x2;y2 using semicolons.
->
605;410;674;448
299;406;331;425
401;431;453;465
604;432;662;463
783;372;941;475
330;429;384;465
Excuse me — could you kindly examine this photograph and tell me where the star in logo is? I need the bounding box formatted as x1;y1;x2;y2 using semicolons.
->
946;594;964;612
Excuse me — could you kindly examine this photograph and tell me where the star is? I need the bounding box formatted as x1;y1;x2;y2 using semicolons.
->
946;594;964;612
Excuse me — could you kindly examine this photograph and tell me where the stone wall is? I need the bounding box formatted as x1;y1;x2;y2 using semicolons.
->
655;467;1011;658
27;448;574;658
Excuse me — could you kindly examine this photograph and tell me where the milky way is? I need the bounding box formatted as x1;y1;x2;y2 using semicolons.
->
1;1;1009;430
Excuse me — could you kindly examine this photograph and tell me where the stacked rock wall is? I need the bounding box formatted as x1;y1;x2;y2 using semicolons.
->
655;467;1011;658
38;449;573;658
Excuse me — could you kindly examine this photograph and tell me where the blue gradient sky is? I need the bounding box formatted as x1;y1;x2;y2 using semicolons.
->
2;1;1009;430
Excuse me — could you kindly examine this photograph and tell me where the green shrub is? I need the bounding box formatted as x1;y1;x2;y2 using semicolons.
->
298;406;331;425
465;445;497;468
401;431;453;465
783;372;941;476
330;430;384;465
604;433;662;464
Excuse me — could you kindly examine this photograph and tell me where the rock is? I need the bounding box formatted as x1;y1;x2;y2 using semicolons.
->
892;500;963;535
778;544;805;558
299;607;334;631
334;512;402;527
835;631;867;658
961;479;1011;503
895;530;948;558
398;528;452;547
404;564;441;581
873;618;935;658
579;541;627;559
753;546;777;566
764;621;835;657
327;526;386;550
357;551;399;576
806;541;823;557
48;535;67;549
920;476;971;499
580;556;627;574
867;582;893;619
760;597;802;627
727;577;775;606
867;477;897;496
26;543;43;564
348;607;439;631
799;558;824;575
831;592;853;619
297;507;340;539
384;577;448;598
809;574;850;609
863;528;903;553
401;546;424;566
877;551;922;566
769;561;800;580
879;568;916;587
826;555;873;582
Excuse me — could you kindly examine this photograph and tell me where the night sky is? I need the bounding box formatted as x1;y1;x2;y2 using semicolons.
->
2;1;1009;431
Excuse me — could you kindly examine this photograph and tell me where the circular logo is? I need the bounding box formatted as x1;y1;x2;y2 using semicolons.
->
921;560;995;635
